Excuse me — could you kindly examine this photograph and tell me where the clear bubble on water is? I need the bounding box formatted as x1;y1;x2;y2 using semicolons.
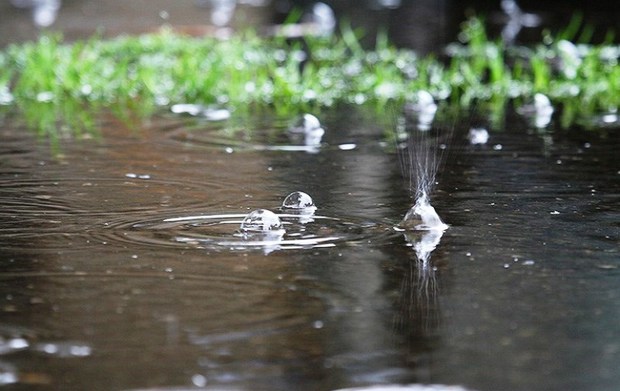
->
240;209;283;232
291;114;322;133
468;127;489;145
282;191;316;212
0;361;18;386
405;90;437;131
288;114;325;153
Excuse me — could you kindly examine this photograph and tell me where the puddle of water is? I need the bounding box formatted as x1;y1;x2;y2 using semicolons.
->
0;106;619;391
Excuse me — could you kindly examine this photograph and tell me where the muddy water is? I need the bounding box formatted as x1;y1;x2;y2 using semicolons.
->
0;107;619;391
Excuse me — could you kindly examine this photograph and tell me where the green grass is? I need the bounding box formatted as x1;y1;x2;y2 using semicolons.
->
0;16;618;137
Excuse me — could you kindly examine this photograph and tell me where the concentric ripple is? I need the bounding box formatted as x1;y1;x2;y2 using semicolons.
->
94;211;385;253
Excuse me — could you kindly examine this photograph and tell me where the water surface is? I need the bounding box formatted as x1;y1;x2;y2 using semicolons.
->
0;107;618;390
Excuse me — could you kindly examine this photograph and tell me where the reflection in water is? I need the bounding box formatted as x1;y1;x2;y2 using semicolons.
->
10;0;61;27
333;384;473;391
500;0;542;44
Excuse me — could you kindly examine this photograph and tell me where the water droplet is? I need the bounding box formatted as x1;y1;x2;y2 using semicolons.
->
240;209;283;232
282;191;316;211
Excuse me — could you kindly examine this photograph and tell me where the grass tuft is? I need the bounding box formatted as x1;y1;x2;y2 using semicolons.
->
0;16;618;136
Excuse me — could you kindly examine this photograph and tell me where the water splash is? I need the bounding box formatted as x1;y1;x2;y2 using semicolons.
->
396;103;450;233
399;192;448;232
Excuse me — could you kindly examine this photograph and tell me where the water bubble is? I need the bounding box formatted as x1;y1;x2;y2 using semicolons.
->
0;361;18;386
34;342;92;357
171;103;203;116
0;337;29;354
203;107;231;121
516;93;553;128
557;40;581;79
191;374;208;387
282;191;316;211
302;113;322;132
171;104;230;121
289;114;325;153
405;90;437;131
240;209;283;232
306;2;336;36
468;127;489;145
338;143;356;151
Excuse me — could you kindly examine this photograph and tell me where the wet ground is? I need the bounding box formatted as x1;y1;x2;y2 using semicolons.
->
1;105;619;390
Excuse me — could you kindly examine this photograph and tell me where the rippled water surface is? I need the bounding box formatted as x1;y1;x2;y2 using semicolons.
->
0;108;619;391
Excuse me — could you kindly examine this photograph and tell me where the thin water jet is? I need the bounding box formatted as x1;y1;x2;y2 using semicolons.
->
396;105;451;236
